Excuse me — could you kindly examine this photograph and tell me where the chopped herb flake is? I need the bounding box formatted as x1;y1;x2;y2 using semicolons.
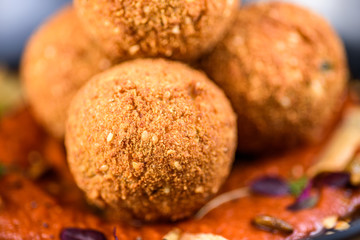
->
287;181;319;211
287;194;318;211
313;172;350;188
250;176;290;196
60;228;107;240
113;227;119;240
289;176;308;197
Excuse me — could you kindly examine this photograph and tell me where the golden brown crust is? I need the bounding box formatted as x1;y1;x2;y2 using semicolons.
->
202;2;348;154
21;6;116;138
65;59;237;221
73;0;239;61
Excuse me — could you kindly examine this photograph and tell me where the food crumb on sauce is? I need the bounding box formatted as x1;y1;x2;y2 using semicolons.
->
322;216;338;229
162;228;229;240
335;221;351;231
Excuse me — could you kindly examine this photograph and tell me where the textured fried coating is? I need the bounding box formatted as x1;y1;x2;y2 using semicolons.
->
73;0;239;61
65;59;237;221
202;2;348;154
21;6;115;138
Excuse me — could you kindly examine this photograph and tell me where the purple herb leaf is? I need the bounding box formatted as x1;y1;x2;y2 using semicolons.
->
250;176;290;196
297;181;312;203
313;172;350;188
60;228;107;240
287;194;319;211
113;227;119;240
287;181;318;211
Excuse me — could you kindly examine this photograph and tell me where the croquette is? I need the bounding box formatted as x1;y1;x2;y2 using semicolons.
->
202;2;348;154
21;6;116;138
73;0;239;61
65;59;237;221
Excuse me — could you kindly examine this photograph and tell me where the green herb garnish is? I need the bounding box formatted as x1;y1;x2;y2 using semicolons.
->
289;176;308;197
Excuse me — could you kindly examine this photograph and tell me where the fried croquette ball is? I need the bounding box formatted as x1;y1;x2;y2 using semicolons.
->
65;59;237;221
21;6;115;138
73;0;239;61
202;2;348;154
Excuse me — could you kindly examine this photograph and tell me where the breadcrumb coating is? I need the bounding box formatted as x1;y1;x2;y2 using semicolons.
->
202;2;348;154
65;59;237;221
74;0;239;61
21;7;116;138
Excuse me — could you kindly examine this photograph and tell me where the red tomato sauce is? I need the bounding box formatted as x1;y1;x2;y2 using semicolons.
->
0;107;359;240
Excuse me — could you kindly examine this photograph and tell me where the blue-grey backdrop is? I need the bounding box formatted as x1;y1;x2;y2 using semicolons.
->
0;0;359;77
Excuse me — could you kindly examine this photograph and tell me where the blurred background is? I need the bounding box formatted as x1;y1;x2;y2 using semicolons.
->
0;0;360;78
0;0;71;68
